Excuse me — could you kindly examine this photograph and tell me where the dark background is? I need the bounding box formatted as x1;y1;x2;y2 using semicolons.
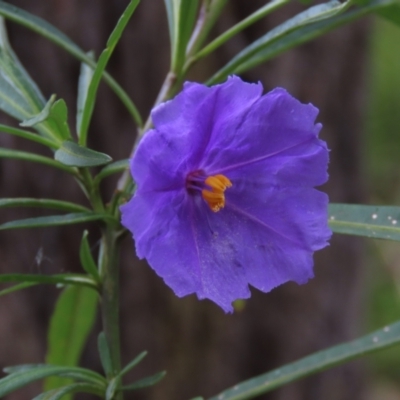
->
0;1;370;399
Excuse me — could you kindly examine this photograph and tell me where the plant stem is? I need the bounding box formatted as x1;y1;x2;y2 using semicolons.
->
115;70;178;193
80;168;105;213
137;71;178;144
186;0;228;58
190;0;289;63
99;226;123;399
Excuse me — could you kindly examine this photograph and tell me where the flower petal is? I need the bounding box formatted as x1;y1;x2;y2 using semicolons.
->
201;87;322;174
121;189;202;296
189;186;329;311
220;136;329;192
132;77;263;192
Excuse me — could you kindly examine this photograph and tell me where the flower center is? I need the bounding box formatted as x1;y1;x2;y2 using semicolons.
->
186;172;232;212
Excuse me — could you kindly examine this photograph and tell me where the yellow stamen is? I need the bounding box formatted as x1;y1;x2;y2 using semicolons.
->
204;174;232;191
202;174;232;212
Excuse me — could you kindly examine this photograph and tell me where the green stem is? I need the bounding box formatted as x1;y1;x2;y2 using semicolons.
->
115;71;178;193
0;123;58;149
191;0;289;63
140;71;178;137
99;227;123;399
186;0;229;57
80;168;105;213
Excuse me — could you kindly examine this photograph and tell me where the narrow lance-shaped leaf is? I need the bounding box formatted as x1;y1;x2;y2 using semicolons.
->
122;371;166;391
0;123;58;149
0;17;59;141
0;365;106;397
78;0;140;145
119;351;147;377
0;16;45;120
33;383;104;400
192;0;290;61
164;0;174;46
231;0;398;76
79;230;101;281
98;332;113;378
55;141;112;168
76;52;94;137
208;321;400;400
94;159;129;185
44;286;98;395
166;0;199;73
0;282;37;297
105;377;120;400
0;273;98;290
207;0;357;84
0;212;113;231
329;203;400;241
0;0;143;127
0;198;90;213
0;147;77;174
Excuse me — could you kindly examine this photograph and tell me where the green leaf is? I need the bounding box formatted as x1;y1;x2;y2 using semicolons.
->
0;365;106;397
329;204;400;241
119;351;147;378
0;17;58;141
44;286;98;395
193;0;290;61
0;212;112;231
0;198;90;213
0;123;58;148
20;94;55;127
20;96;71;142
79;231;101;281
94;159;129;184
164;0;174;45
46;99;71;141
206;0;359;84
0;1;143;127
122;371;166;391
105;377;120;400
208;321;400;400
0;273;99;290
378;3;400;26
19;94;71;144
76;52;94;137
55;140;112;167
0;16;45;121
33;383;104;400
0;282;37;297
0;147;77;174
211;0;398;81
78;0;140;145
164;0;199;73
98;332;113;378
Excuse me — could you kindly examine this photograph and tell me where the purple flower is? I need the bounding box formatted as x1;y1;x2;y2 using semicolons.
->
121;76;331;313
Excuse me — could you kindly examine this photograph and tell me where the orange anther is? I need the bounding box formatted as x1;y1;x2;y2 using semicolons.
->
204;174;232;192
202;174;232;212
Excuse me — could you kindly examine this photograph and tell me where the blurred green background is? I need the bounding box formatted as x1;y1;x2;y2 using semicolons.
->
366;16;400;398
